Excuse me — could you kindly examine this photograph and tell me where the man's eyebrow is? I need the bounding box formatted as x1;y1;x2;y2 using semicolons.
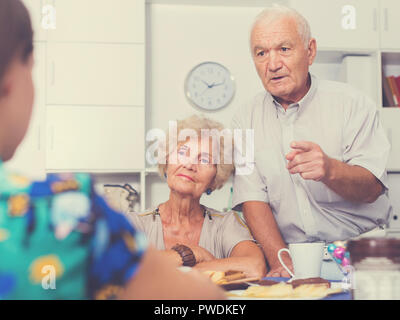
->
253;41;293;53
253;45;266;53
276;40;294;47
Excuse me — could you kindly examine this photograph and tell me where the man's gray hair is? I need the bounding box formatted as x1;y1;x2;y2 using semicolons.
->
250;4;312;49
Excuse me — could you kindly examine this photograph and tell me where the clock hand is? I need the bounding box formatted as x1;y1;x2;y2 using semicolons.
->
211;79;226;87
201;79;212;88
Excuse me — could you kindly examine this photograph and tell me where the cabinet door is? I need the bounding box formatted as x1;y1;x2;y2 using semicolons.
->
45;0;144;43
5;43;46;180
22;0;46;41
46;43;145;106
379;0;400;49
46;106;145;171
290;0;379;49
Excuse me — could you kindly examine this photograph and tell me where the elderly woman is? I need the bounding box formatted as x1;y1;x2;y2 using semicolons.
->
127;115;266;278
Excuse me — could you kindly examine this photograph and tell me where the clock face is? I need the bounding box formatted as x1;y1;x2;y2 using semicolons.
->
184;62;235;111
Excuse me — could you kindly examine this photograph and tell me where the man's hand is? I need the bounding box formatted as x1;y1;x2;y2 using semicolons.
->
286;141;332;182
266;251;294;278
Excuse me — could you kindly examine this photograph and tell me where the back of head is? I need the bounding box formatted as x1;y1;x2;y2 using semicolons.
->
0;0;33;85
251;4;312;49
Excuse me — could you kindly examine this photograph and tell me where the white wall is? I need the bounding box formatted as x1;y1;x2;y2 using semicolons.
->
146;4;265;131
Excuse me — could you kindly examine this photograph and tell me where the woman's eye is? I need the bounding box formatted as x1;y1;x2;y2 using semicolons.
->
200;158;210;164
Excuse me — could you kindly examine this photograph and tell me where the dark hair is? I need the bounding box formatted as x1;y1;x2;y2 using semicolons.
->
0;0;33;82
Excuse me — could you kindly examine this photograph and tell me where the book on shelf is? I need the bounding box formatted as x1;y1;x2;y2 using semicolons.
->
396;76;400;98
382;74;395;107
389;76;400;106
383;74;400;107
389;75;400;107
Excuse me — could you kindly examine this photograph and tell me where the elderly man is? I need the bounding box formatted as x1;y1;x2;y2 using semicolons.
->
232;5;392;280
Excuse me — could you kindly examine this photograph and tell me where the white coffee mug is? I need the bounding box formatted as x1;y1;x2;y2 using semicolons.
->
277;242;325;279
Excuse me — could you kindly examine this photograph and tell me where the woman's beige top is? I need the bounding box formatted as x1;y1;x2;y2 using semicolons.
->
125;206;255;259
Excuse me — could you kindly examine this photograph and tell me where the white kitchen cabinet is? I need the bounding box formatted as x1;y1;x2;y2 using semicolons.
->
379;0;400;49
290;0;379;49
45;0;144;43
5;43;46;180
46;106;145;171
46;43;145;106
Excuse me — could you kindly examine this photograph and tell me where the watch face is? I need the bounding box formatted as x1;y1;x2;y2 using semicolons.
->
184;62;235;111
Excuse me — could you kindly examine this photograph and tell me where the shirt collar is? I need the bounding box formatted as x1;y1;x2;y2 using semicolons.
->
267;73;318;113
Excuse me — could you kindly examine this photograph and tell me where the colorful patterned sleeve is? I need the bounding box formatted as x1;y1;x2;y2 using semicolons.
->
0;167;147;300
86;193;147;300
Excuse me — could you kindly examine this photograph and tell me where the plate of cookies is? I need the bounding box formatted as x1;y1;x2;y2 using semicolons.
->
226;277;344;300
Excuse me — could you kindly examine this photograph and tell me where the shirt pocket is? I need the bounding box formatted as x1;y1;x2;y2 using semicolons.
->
305;180;343;204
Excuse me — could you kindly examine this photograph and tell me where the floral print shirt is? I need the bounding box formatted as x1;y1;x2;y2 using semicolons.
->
0;161;146;299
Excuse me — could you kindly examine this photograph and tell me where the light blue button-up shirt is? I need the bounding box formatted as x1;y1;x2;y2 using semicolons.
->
232;74;392;243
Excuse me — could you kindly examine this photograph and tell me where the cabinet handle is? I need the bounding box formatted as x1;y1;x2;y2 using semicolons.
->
384;8;388;31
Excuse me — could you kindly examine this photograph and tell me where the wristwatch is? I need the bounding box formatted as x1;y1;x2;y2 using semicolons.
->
171;244;197;267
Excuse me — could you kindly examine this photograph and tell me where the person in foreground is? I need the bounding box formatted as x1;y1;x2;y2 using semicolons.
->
0;0;225;300
231;5;392;280
126;115;266;278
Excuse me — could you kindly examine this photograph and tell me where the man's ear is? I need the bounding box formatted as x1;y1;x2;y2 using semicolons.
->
307;38;317;66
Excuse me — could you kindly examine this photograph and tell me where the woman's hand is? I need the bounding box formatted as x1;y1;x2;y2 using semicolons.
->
190;245;215;263
193;241;267;279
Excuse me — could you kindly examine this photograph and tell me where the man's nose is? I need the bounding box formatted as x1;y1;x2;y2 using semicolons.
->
268;51;283;72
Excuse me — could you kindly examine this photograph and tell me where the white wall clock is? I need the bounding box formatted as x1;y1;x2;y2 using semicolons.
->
184;61;235;111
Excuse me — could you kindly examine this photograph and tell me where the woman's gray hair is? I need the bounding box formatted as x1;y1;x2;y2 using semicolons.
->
250;4;312;49
158;115;234;192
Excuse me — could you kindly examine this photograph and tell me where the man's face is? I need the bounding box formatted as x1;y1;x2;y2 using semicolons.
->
250;16;316;106
0;54;35;161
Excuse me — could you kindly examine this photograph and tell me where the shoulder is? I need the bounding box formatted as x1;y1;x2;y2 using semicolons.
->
131;208;158;219
124;208;158;231
29;172;92;198
204;207;248;228
316;78;377;119
0;169;91;197
317;79;375;107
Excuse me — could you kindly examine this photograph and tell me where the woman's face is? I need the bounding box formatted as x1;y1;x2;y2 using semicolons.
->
166;138;217;199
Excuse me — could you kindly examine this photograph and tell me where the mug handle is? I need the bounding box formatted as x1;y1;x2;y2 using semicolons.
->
277;248;295;278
